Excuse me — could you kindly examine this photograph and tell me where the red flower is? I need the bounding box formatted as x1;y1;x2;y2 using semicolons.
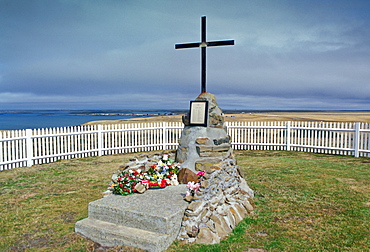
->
160;180;167;188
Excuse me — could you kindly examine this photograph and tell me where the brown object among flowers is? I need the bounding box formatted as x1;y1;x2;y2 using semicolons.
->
177;168;199;184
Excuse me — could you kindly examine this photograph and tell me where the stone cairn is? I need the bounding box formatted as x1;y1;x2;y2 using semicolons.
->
175;93;254;244
105;92;254;246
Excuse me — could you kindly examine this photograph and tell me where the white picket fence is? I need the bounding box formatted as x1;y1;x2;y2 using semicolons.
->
1;121;369;171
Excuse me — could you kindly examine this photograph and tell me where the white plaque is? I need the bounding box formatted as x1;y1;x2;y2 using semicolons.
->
189;101;208;126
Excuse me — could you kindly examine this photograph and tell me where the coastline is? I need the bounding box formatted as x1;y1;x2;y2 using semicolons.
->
83;111;370;125
2;110;369;131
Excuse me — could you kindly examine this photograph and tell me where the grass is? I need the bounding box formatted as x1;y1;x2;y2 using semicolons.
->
1;151;369;251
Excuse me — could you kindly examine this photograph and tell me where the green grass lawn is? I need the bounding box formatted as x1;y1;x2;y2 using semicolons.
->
1;151;369;251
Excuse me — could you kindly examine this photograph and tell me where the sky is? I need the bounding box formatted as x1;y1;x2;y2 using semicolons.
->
0;0;369;111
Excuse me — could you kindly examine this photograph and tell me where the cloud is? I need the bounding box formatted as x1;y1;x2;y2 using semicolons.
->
0;0;369;110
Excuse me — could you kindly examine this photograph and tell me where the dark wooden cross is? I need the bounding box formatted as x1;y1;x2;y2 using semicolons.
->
175;16;234;93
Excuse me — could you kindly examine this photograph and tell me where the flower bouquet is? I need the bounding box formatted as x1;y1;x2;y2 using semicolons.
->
185;171;205;197
111;154;180;196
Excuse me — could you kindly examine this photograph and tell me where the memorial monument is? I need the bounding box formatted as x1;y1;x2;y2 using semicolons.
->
75;16;254;251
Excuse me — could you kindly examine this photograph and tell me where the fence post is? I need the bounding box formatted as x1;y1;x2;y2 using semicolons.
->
286;121;291;151
163;122;168;150
354;122;360;157
0;132;3;171
367;123;370;158
26;129;33;167
97;125;103;156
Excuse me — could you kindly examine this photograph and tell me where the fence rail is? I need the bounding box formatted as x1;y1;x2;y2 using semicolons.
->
1;121;369;171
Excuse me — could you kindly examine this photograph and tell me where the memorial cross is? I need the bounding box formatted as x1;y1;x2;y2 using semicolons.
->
175;16;234;93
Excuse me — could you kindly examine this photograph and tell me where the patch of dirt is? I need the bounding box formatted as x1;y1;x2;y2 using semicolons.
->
244;248;268;252
10;231;54;251
53;212;77;224
85;239;145;252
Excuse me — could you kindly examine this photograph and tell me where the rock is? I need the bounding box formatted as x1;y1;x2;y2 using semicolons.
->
176;146;188;163
102;190;112;198
196;227;219;244
213;136;230;145
215;222;228;239
196;137;211;145
195;158;224;172
178;168;199;184
186;225;199;237
134;183;146;194
233;203;247;219
197;144;231;157
111;174;118;181
242;200;254;212
230;206;243;224
200;180;209;188
236;165;245;177
187;201;204;212
221;215;233;232
184;195;193;202
210;214;221;225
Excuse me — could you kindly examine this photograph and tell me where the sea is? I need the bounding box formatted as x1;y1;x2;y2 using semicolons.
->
0;110;175;130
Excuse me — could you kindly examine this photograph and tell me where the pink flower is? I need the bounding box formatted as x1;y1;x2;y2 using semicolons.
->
187;181;200;192
197;171;205;176
193;183;200;192
186;181;195;189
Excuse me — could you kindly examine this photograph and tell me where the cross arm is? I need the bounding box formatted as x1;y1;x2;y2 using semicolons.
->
175;40;234;49
207;40;234;47
175;42;201;49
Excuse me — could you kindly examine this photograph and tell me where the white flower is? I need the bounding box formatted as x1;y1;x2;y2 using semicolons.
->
163;154;169;161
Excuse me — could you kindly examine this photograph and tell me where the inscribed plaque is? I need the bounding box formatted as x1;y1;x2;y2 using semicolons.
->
189;101;208;126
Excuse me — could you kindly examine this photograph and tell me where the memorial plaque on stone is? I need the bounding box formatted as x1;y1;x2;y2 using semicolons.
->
189;100;208;126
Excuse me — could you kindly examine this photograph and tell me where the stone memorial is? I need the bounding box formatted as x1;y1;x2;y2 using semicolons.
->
176;92;254;244
75;16;254;251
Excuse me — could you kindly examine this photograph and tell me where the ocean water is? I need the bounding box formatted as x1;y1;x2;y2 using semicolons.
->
0;110;170;130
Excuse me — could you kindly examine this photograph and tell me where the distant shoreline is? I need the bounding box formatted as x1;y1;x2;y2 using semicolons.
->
1;110;369;131
83;111;370;125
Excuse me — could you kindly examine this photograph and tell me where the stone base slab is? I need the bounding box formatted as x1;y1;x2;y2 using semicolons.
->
76;218;172;252
75;185;188;252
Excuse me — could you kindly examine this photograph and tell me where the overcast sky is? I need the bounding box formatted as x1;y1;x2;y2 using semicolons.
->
1;0;369;110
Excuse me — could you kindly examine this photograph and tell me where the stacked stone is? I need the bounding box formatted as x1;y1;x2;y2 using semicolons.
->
176;93;254;244
177;142;254;244
117;150;177;172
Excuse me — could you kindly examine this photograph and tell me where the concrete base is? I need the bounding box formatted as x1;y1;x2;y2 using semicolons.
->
75;185;188;252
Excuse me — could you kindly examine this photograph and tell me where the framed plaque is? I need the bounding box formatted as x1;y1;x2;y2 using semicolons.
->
189;101;208;126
